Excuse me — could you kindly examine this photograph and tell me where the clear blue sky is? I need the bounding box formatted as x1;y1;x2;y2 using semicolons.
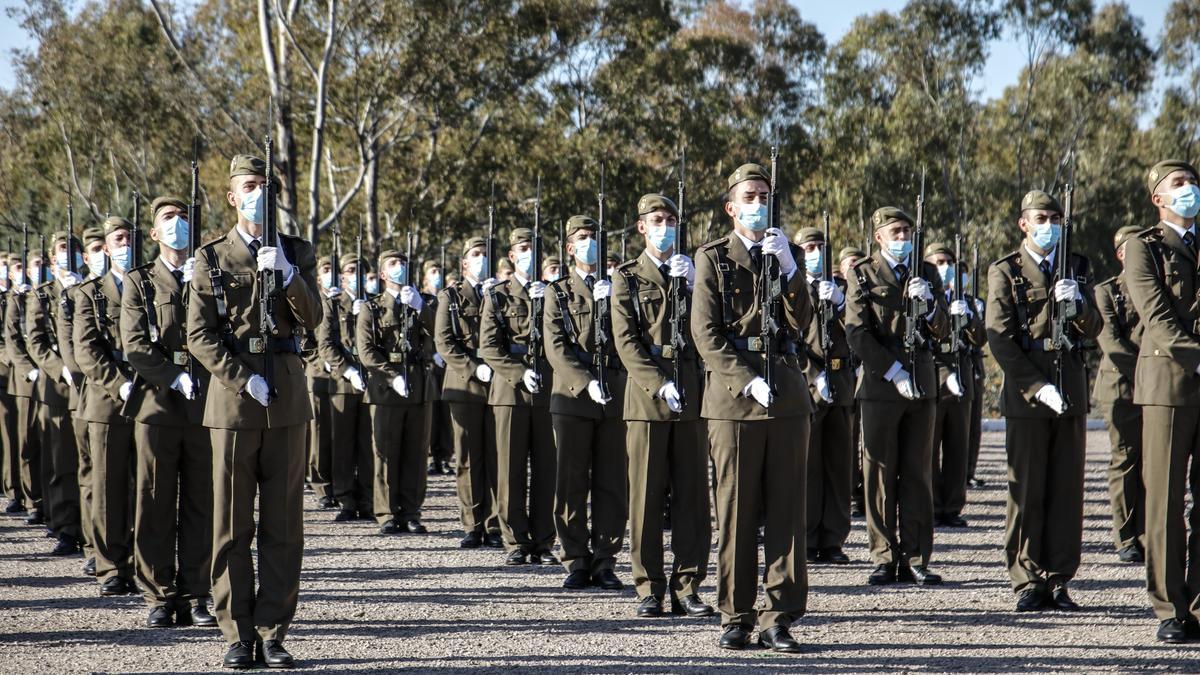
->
0;0;1176;101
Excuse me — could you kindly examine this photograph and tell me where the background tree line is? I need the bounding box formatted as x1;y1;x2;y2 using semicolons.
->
1;0;1198;408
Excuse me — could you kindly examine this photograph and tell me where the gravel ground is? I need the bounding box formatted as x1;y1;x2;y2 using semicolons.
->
1;429;1198;673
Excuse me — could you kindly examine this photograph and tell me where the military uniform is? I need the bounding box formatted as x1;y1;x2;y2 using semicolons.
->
74;222;139;592
186;155;322;653
478;228;557;563
611;197;711;608
691;165;813;642
304;324;335;505
985;190;1101;601
5;274;42;523
0;277;19;512
434;242;500;543
845;208;950;578
355;250;433;531
122;224;215;620
26;233;83;555
543;217;629;581
1092;226;1144;558
421;263;452;475
967;314;986;487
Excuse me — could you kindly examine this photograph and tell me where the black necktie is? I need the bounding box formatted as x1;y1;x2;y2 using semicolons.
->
172;270;184;287
474;283;483;301
1185;231;1196;254
659;263;670;282
893;263;908;283
248;238;262;259
1039;259;1052;278
584;275;595;291
749;247;763;271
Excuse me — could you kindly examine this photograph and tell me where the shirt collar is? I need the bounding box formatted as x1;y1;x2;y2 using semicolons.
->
642;248;669;267
1023;243;1053;267
159;256;181;273
574;266;595;284
386;286;401;300
235;226;261;247
880;248;906;271
1162;220;1196;241
733;230;761;252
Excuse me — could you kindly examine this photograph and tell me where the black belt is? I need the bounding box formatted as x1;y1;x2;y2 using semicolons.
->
109;349;127;362
571;347;622;370
1021;337;1062;352
234;336;302;355
508;344;528;355
727;337;798;355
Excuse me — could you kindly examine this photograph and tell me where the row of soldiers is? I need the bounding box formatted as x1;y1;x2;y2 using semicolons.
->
2;152;1194;665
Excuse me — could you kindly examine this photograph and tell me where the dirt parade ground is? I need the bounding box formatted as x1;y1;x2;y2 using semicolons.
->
1;429;1198;673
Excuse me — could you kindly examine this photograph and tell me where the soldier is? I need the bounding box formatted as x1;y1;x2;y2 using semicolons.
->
1123;159;1200;642
6;249;44;527
795;228;853;564
1093;225;1145;563
356;248;432;535
839;245;867;518
420;259;452;476
496;257;514;283
72;228;107;578
985;189;1101;613
544;215;628;590
964;260;988;490
120;196;216;628
611;195;713;617
319;253;374;523
187;154;322;668
691;164;811;651
478;227;558;566
306;255;337;509
0;252;17;516
543;255;562;283
74;218;138;596
365;271;380;296
845;206;950;588
435;237;501;548
924;241;985;528
26;231;84;557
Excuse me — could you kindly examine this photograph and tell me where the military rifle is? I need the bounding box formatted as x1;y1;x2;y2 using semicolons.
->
760;146;784;398
669;150;689;409
530;176;544;383
260;118;281;399
594;165;611;400
903;169;927;398
1049;154;1078;414
820;208;836;400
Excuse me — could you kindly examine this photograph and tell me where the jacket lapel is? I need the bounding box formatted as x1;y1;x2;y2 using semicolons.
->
636;252;668;290
724;232;756;275
1159;223;1197;266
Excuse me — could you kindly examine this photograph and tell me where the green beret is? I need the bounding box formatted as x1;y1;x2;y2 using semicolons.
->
509;228;534;247
317;255;331;268
462;236;487;257
923;241;954;260
103;216;132;235
150;196;187;217
794;227;823;245
565;215;597;238
497;258;515;272
51;230;80;249
637;193;679;217
871;206;913;230
542;255;561;269
83;227;105;245
422;259;440;272
1114;225;1143;250
229;154;267;180
339;253;362;271
1020;189;1063;215
727;163;770;191
1146;159;1199;194
378;249;404;266
839;246;867;262
606;253;621;266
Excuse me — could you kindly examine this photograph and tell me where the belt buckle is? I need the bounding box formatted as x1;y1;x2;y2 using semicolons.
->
829;358;842;371
249;337;265;354
1042;338;1054;352
747;336;764;352
388;352;403;363
173;351;188;366
660;345;675;359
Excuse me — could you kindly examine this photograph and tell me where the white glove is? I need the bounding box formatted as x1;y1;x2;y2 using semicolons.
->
1034;383;1066;414
433;352;445;368
746;376;774;409
400;286;423;311
592;279;612;301
528;281;546;299
973;297;985;315
170;372;196;400
14;283;30;294
657;381;683;413
950;299;969;317
246;374;270;407
667;254;695;286
817;280;844;306
891;369;918;400
59;270;83;288
181;257;196;284
324;287;341;298
946;372;964;398
587;379;611;405
1054;279;1080;302
61;366;73;387
522;369;541;394
391;374;409;397
762;228;797;277
815;371;833;404
475;363;494;383
256;245;292;274
119;381;133;402
26;369;38;383
352;299;364;316
906;277;933;301
481;277;498;293
323;361;332;373
344;367;366;393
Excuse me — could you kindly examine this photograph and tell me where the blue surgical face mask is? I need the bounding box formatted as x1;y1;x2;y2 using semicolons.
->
56;250;83;271
366;278;380;294
87;251;107;275
737;203;768;232
388;263;407;284
427;271;443;290
467;255;488;280
573;238;598;265
545;270;561;283
1165;184;1200;219
1029;221;1061;251
647;225;675;253
159;215;190;252
110;246;132;272
938;263;955;288
515;250;534;278
320;271;334;289
804;248;822;275
886;239;913;261
239;187;264;225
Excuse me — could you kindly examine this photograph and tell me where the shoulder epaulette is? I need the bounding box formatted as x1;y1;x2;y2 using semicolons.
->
127;261;156;277
1137;225;1162;241
1098;275;1119;288
198;235;227;252
698;236;730;252
992;250;1021;268
615;259;637;272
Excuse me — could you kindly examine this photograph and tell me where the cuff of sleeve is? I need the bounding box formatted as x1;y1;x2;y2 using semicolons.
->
883;361;903;382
